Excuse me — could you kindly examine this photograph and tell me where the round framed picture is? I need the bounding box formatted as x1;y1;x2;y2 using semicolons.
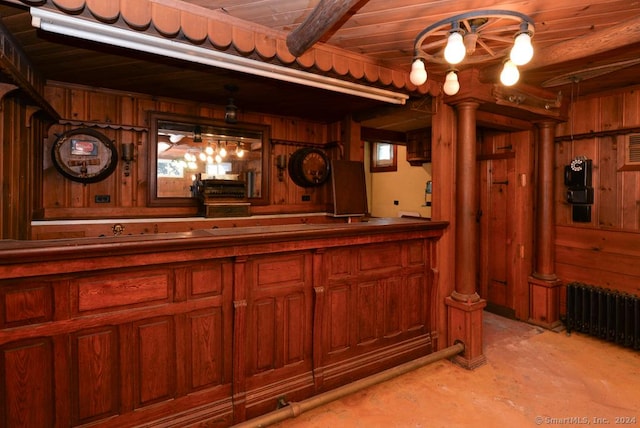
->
51;128;118;184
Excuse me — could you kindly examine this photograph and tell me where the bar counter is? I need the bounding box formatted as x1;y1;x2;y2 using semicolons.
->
0;218;447;427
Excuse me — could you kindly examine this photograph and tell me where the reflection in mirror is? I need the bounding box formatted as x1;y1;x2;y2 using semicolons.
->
149;112;269;207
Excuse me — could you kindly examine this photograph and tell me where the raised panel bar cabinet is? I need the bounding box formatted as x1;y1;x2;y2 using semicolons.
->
0;218;446;427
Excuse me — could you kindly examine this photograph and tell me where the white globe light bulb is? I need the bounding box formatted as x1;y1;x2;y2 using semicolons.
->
500;60;520;86
409;59;427;86
444;32;465;64
510;32;533;66
443;71;460;95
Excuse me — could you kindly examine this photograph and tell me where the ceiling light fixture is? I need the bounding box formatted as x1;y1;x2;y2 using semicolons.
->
30;8;409;105
409;10;534;94
225;99;238;124
500;59;520;86
510;24;534;66
443;70;460;96
224;84;239;124
443;24;466;65
409;58;427;86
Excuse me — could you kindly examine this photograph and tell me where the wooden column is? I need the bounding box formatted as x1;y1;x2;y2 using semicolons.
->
430;100;456;350
446;101;486;369
452;102;481;302
529;121;562;329
341;116;364;161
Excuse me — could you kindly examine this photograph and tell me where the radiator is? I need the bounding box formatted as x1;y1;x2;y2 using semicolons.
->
565;283;640;350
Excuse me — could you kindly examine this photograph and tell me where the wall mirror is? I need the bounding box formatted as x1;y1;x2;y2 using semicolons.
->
148;112;270;207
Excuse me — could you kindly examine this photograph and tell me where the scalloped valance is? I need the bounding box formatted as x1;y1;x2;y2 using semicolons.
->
20;0;439;97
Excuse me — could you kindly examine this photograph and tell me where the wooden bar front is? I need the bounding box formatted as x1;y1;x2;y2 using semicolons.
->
0;218;447;427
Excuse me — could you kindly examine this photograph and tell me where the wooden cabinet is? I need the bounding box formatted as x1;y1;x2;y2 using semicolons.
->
0;262;234;428
0;219;446;427
406;127;432;166
317;240;434;391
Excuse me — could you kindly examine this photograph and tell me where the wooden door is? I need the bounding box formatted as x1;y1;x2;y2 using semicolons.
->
479;156;517;317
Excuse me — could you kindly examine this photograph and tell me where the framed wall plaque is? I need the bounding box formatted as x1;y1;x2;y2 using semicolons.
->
51;128;118;183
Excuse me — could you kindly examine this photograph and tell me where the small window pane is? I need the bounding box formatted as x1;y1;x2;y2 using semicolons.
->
370;142;397;172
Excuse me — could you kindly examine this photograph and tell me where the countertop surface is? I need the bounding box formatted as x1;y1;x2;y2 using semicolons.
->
0;218;448;262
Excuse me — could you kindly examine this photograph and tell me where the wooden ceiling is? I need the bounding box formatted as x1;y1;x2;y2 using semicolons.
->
1;0;640;132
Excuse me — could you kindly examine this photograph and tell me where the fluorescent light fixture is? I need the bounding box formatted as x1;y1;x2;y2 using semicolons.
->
30;8;408;105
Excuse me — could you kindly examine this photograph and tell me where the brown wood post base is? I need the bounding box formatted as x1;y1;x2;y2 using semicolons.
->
528;276;563;329
445;296;487;370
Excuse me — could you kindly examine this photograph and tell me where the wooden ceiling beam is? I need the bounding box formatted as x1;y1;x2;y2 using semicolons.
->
286;0;366;57
361;127;406;144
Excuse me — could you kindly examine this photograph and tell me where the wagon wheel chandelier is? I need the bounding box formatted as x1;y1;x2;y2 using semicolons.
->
409;10;535;95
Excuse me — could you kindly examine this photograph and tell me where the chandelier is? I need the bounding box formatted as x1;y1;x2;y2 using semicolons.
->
409;10;535;95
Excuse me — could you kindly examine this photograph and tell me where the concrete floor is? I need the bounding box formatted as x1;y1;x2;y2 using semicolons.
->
264;311;640;428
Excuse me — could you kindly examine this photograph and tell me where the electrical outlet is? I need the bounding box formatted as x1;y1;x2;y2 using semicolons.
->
95;195;111;203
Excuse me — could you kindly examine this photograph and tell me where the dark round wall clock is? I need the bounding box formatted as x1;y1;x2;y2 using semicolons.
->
288;147;331;187
51;128;118;184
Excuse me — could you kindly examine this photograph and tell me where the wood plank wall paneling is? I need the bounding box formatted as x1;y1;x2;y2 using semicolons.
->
1;95;41;240
556;225;640;296
598;135;618;227
555;86;640;303
38;82;337;226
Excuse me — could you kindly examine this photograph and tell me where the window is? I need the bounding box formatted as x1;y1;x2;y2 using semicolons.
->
370;142;397;172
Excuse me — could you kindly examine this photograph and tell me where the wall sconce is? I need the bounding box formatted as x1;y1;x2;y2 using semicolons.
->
276;154;287;182
121;142;135;177
409;10;534;94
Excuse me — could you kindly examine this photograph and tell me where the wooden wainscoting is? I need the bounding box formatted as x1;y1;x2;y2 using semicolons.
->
0;219;446;427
